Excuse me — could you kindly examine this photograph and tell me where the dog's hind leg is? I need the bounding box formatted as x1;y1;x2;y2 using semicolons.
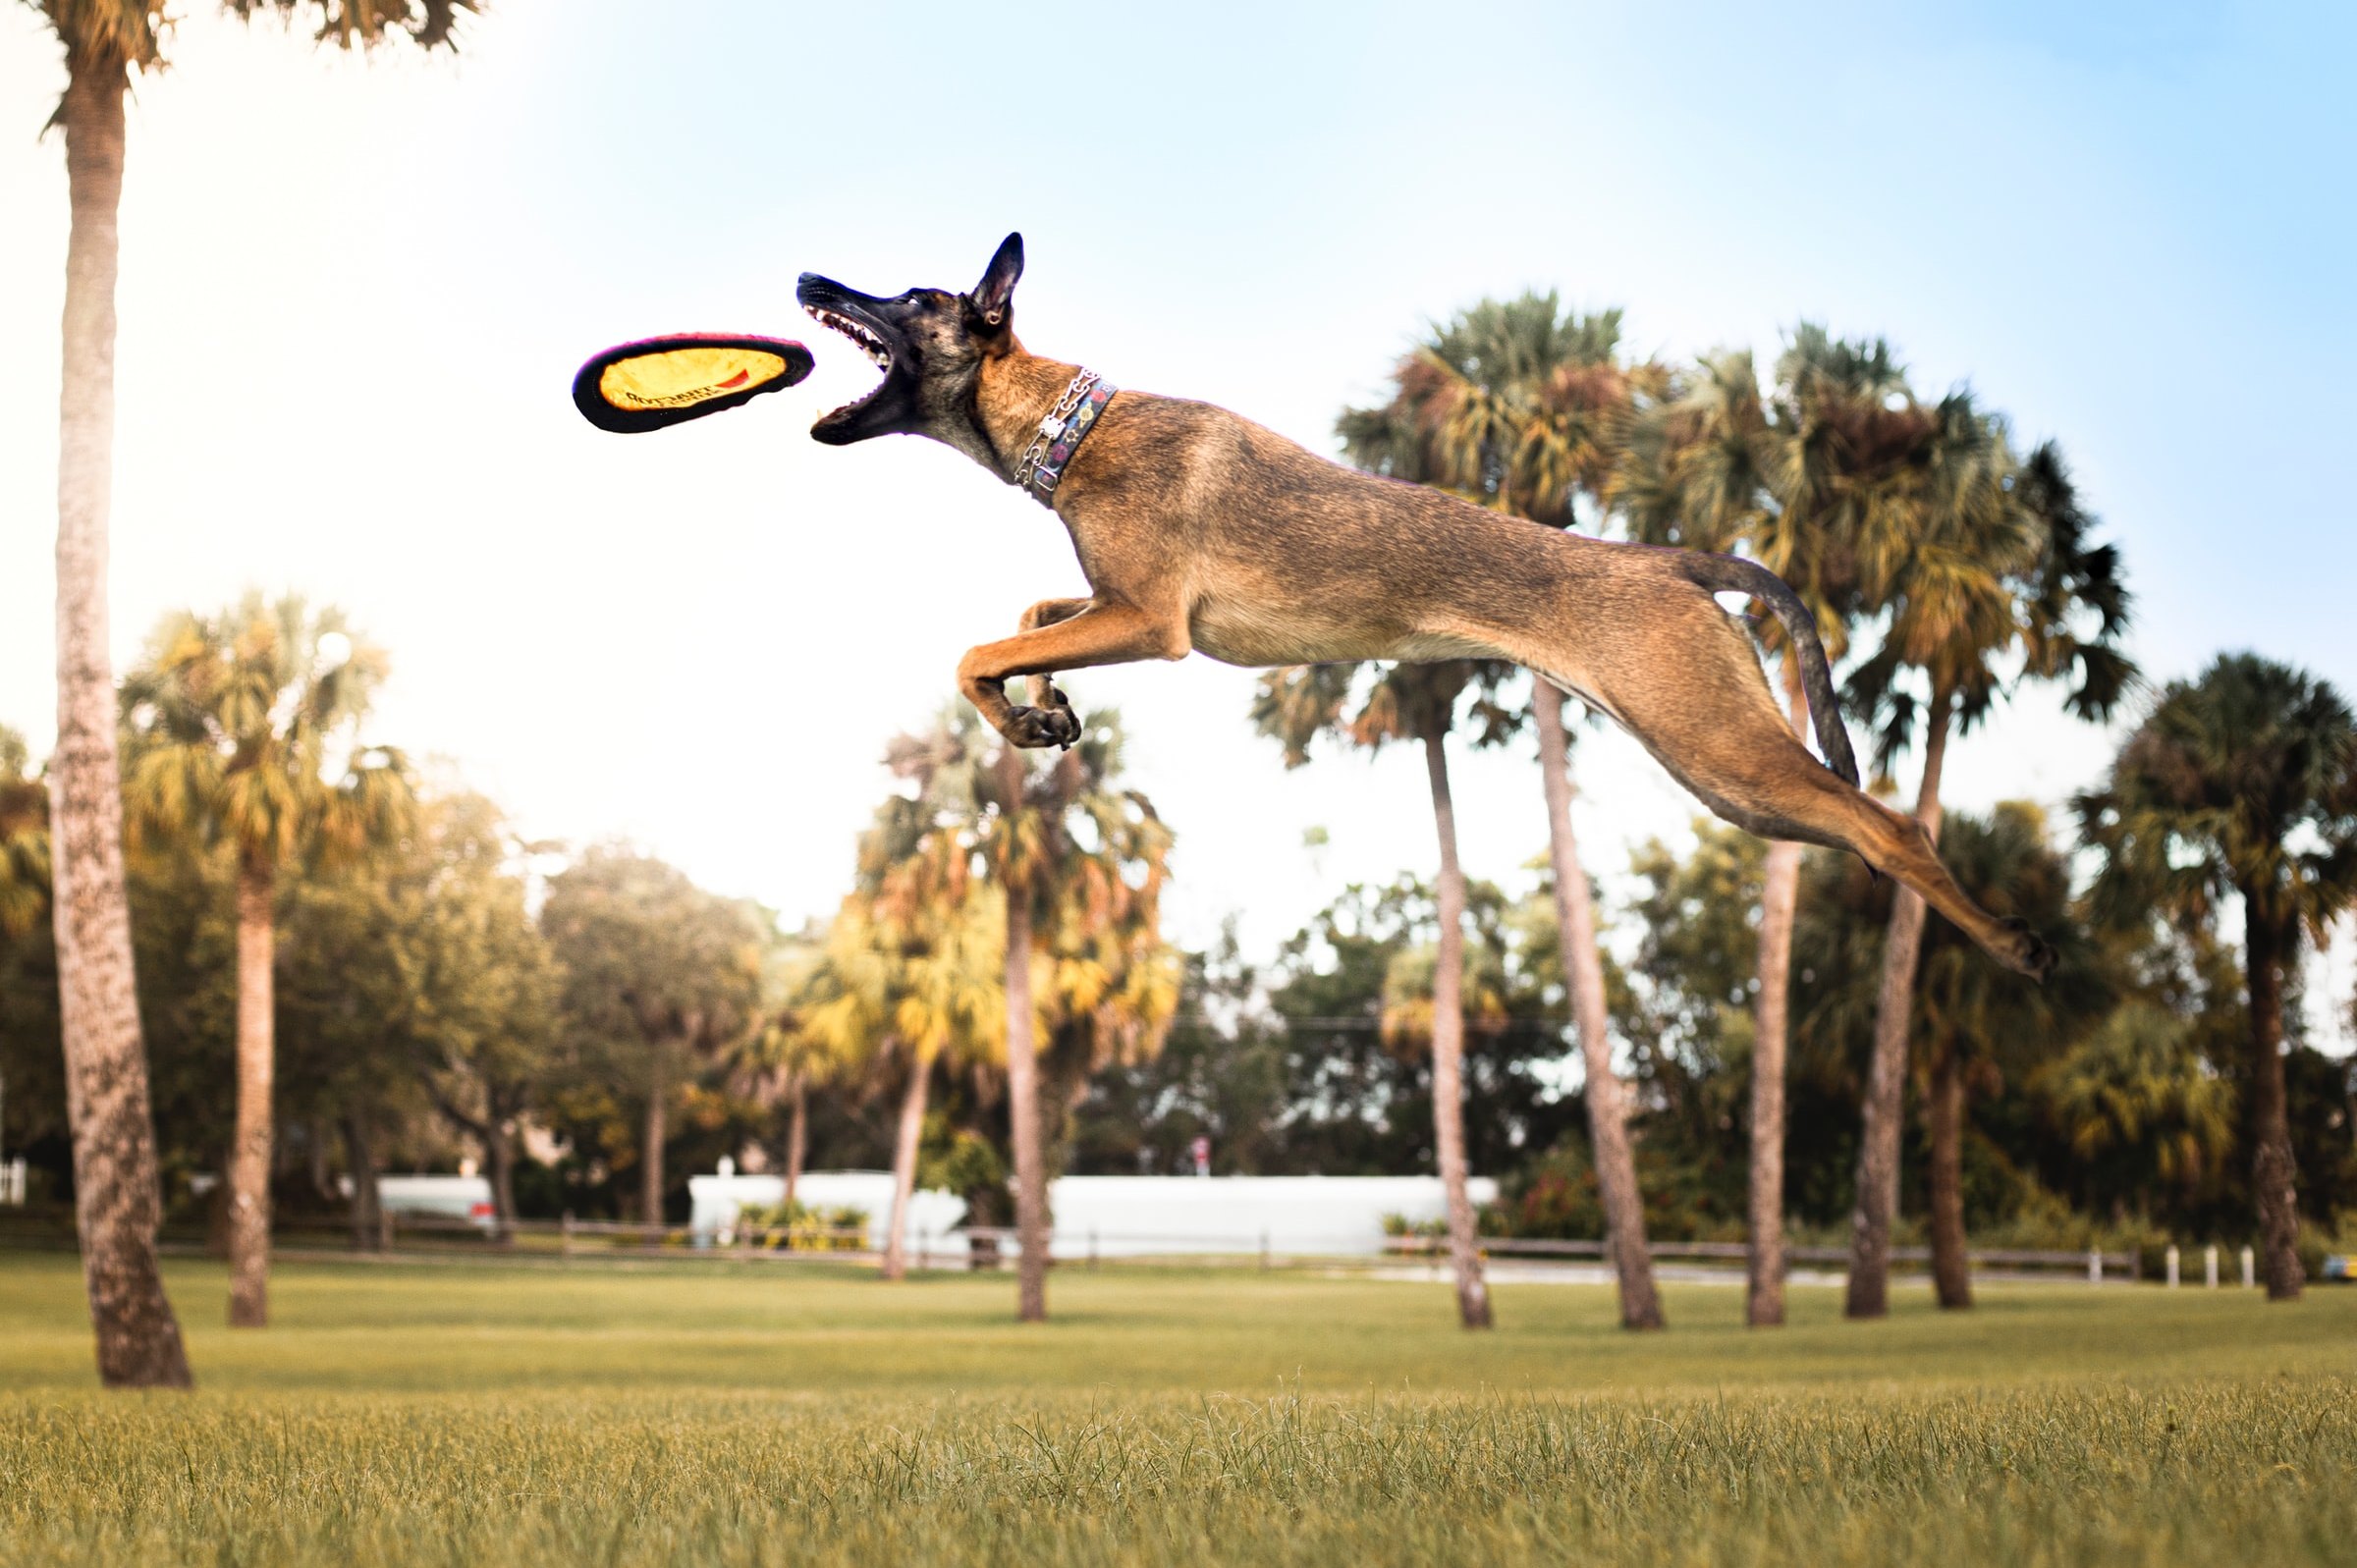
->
1508;585;2053;979
1587;656;2054;979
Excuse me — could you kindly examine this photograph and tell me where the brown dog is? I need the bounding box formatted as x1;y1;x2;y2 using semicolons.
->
795;235;2053;978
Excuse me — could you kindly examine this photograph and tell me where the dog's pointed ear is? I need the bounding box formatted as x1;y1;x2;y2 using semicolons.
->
970;232;1023;329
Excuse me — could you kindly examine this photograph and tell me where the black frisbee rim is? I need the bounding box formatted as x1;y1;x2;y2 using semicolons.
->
572;333;815;434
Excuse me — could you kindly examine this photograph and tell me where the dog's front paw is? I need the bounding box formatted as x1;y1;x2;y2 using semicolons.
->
1997;916;2056;983
1005;701;1081;750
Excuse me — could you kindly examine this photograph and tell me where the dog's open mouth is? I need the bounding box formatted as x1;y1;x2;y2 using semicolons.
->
806;305;895;424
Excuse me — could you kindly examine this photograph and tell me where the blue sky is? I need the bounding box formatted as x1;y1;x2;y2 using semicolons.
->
2;1;2350;1032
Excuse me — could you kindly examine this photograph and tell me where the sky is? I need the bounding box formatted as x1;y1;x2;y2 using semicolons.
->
2;1;2351;1043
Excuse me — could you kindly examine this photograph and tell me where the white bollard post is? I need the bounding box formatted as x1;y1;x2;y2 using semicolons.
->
2241;1246;2255;1288
2166;1245;2180;1288
2205;1245;2219;1288
2088;1248;2102;1284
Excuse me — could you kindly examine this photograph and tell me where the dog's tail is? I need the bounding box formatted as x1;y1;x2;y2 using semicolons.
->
1680;553;1860;788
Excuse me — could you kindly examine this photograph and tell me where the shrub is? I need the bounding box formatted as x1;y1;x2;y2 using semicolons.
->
740;1199;869;1252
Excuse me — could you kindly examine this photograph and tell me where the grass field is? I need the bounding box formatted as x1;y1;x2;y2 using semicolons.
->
4;1255;2354;1566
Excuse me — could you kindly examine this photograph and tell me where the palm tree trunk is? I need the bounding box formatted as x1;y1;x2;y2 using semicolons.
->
640;1040;668;1240
1927;1042;1973;1309
1846;684;1955;1319
881;1051;929;1281
783;1073;807;1211
1746;661;1811;1327
1003;860;1051;1324
344;1100;384;1252
484;1115;517;1246
2243;909;2303;1301
46;50;192;1390
226;855;276;1327
1422;730;1493;1330
1533;686;1658;1329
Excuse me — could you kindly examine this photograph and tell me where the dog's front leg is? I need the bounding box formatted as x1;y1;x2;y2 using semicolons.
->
1016;597;1094;715
959;599;1190;748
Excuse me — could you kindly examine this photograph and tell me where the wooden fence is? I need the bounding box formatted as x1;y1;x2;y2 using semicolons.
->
0;1210;2245;1286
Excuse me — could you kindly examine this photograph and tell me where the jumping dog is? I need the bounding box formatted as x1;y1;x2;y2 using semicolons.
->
795;235;2055;978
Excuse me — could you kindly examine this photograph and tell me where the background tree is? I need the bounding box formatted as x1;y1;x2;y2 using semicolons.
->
1008;721;1180;1223
2032;997;2236;1231
29;0;475;1393
748;926;837;1213
0;729;46;945
1621;329;1943;1325
1607;822;1766;1236
540;847;765;1236
1069;928;1288;1176
1840;418;2133;1319
1904;803;2103;1307
356;791;558;1241
121;594;410;1327
1362;293;1667;1329
862;705;1177;1318
1255;660;1505;1328
2077;654;2357;1300
799;886;1002;1280
0;730;65;1201
272;858;432;1251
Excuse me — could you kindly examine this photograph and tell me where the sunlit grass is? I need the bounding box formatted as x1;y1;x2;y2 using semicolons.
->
3;1255;2352;1565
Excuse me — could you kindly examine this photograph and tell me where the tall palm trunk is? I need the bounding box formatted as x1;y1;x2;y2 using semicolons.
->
1847;684;1955;1319
1422;730;1493;1329
1746;661;1811;1327
783;1073;808;1211
1926;1042;1973;1309
1003;860;1050;1324
881;1050;929;1281
46;51;192;1390
1533;686;1659;1329
227;854;276;1326
640;1040;668;1239
2243;909;2303;1301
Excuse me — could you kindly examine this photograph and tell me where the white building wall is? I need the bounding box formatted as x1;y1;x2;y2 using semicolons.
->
685;1170;1497;1258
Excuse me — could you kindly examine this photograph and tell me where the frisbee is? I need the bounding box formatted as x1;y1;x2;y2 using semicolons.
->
572;334;814;433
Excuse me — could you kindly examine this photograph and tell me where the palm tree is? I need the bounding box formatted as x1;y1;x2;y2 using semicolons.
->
1361;294;1666;1329
1256;660;1504;1328
120;594;409;1326
30;0;473;1391
1907;802;2097;1308
800;889;1002;1280
750;931;840;1214
1841;429;2134;1318
2077;654;2357;1300
0;730;47;943
1018;733;1181;1221
866;706;1177;1319
2032;999;2237;1220
1618;329;1920;1326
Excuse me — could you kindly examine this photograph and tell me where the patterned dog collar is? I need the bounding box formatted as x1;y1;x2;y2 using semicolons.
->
1013;368;1118;507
